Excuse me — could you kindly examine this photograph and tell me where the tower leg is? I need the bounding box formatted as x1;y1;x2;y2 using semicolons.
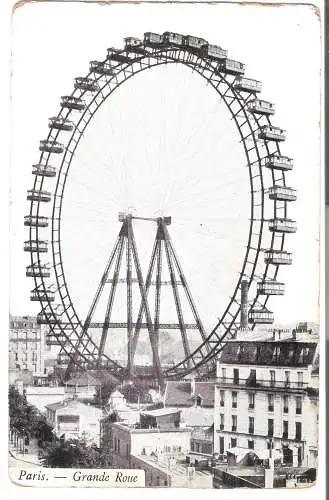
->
130;225;164;389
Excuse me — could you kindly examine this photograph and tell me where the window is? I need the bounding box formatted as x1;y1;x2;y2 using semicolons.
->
297;372;303;388
220;390;225;407
295;422;302;441
247;369;257;387
231;438;237;448
232;415;237;432
221;368;226;382
219;437;224;454
296;396;302;415
220;413;224;430
232;391;237;409
283;420;288;439
196;396;202;407
233;368;239;385
248;393;255;409
248;440;254;450
283;395;289;413
270;370;276;387
268;394;274;412
118;439;120;454
15;353;18;361
284;371;290;387
248;417;254;434
272;345;280;362
268;419;274;437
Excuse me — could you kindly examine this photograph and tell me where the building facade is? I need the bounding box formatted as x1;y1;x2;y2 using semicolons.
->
46;398;103;445
214;329;319;468
9;315;46;375
164;380;215;455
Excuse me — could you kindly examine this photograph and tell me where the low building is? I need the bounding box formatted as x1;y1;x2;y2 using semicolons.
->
25;385;66;412
65;372;100;400
164;379;215;455
100;401;212;487
45;398;103;445
214;327;319;468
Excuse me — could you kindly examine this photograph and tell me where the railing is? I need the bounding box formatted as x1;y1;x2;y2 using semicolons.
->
217;377;308;390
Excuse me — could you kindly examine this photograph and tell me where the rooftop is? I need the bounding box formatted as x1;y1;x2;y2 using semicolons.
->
164;381;215;407
219;341;317;367
45;398;103;413
141;408;181;417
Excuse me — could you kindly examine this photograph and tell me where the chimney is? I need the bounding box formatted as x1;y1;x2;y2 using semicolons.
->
190;377;196;396
240;280;249;329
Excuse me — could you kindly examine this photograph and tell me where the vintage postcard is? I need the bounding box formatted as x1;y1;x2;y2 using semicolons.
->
8;0;323;491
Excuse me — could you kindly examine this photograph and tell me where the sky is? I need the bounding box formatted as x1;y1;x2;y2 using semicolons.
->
10;1;321;338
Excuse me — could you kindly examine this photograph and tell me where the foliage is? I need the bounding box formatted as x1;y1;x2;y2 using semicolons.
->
33;417;54;445
93;382;117;408
8;385;53;442
8;385;39;437
42;438;113;468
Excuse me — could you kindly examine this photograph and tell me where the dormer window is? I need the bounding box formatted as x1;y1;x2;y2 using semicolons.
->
272;345;281;363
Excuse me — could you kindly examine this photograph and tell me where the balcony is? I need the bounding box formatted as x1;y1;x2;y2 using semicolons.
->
267;431;274;438
217;377;308;391
248;428;254;435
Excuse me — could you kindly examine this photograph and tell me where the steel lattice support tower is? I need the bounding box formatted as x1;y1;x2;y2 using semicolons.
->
65;214;208;387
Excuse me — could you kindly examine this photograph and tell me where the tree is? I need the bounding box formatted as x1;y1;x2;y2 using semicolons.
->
93;382;117;408
42;438;113;468
8;385;53;443
8;385;38;437
33;417;54;446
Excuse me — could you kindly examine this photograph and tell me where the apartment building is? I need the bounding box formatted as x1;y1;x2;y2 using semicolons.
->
214;328;319;468
9;315;46;375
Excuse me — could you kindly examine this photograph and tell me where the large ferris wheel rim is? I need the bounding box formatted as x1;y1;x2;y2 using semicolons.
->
27;37;290;376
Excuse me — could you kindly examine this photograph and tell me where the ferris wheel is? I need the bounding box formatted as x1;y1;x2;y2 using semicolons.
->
24;32;296;386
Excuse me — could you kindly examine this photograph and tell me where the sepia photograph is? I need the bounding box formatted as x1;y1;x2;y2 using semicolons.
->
7;0;323;491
